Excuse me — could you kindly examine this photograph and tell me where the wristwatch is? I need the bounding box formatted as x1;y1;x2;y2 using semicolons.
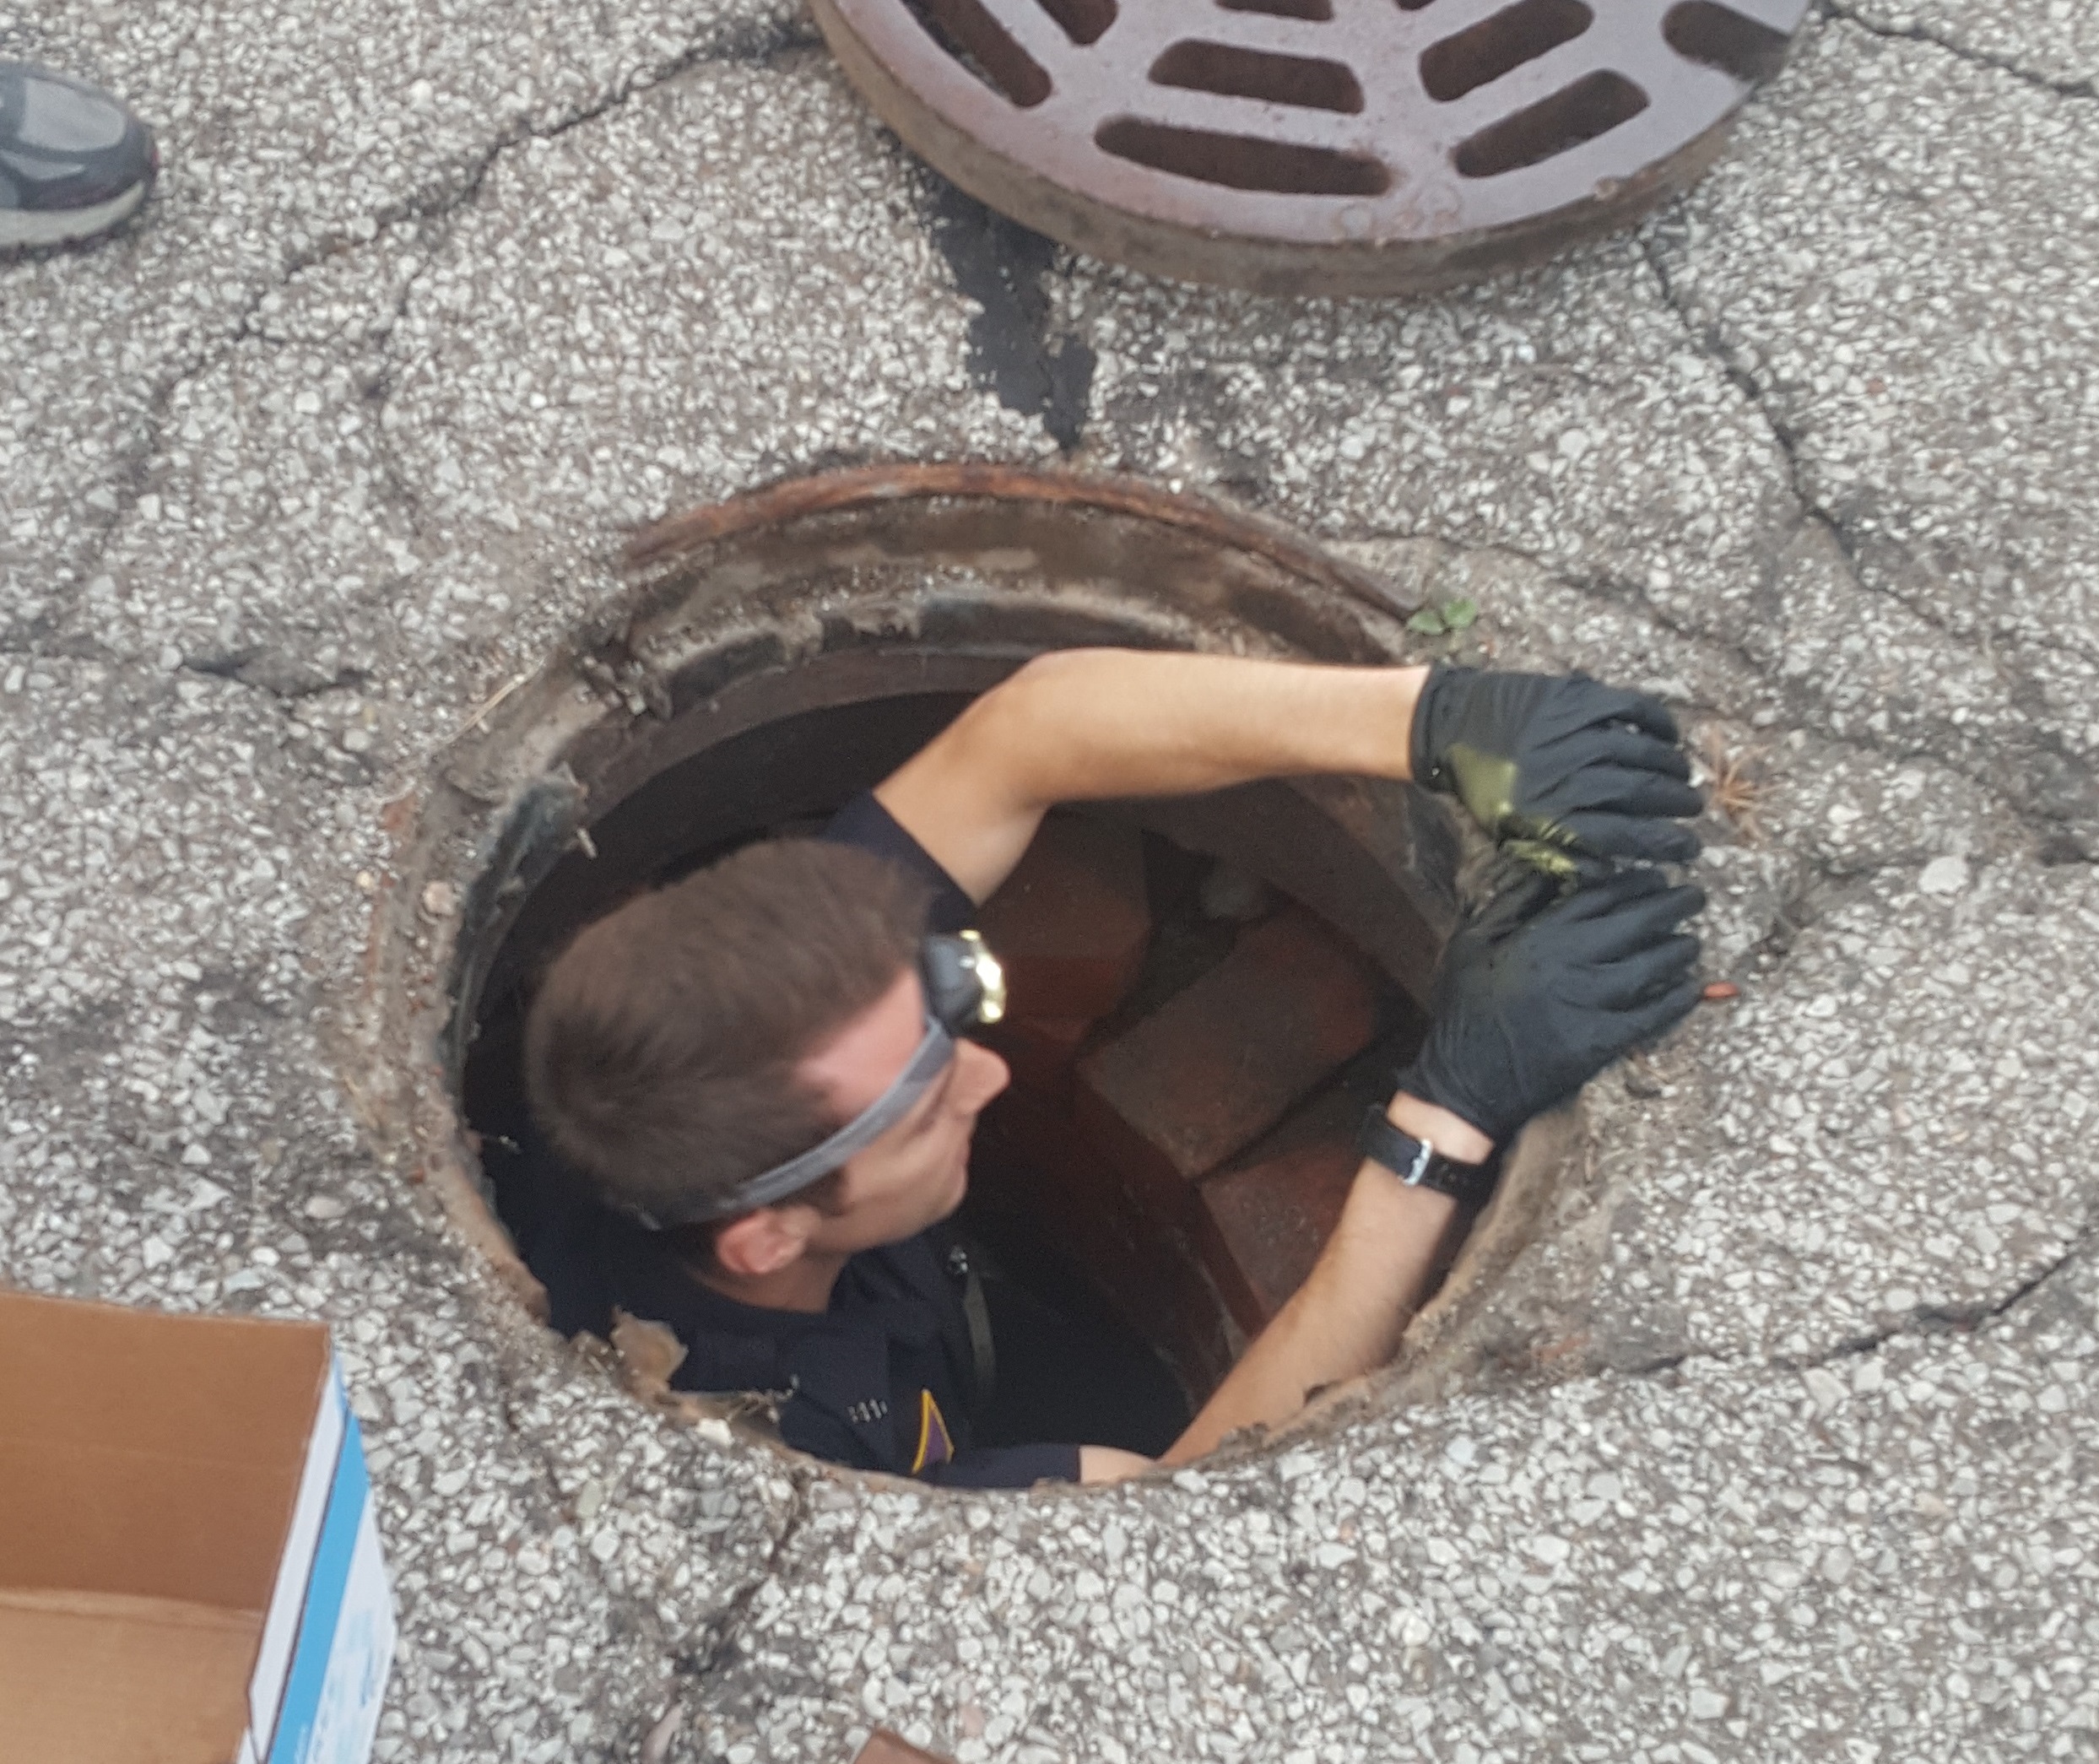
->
1356;1107;1501;1210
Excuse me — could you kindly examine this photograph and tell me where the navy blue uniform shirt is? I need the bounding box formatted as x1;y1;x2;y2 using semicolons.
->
499;795;1081;1489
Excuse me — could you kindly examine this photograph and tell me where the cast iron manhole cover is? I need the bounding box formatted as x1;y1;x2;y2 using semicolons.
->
811;0;1808;295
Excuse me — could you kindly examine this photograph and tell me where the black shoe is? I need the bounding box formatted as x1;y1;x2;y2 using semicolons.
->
0;62;158;251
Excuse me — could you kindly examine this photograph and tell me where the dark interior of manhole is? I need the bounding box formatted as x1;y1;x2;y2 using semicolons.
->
460;673;1456;1458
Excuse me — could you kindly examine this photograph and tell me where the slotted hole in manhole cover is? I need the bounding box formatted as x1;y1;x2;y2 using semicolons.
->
378;469;1571;1480
812;0;1809;295
1419;0;1595;105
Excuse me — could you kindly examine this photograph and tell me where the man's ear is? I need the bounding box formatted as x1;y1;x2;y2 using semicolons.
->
712;1204;814;1280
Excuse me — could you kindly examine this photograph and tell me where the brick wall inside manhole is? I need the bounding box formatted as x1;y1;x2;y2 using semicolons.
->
368;467;1572;1478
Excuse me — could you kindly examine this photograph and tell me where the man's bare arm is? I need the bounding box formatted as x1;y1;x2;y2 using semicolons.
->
1078;858;1710;1483
875;650;1431;902
1077;1445;1156;1484
1077;1093;1485;1484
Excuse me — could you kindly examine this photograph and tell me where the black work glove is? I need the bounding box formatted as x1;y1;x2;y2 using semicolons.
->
1412;668;1704;870
1398;860;1707;1144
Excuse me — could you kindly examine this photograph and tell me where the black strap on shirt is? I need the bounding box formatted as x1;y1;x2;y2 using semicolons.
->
946;1241;998;1408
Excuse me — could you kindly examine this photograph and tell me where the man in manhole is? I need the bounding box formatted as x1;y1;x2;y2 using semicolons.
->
518;656;1705;1485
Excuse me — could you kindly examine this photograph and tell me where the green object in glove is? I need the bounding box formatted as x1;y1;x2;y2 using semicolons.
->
1397;860;1707;1144
1412;668;1704;866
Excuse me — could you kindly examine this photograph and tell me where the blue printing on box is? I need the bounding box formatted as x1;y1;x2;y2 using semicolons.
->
309;1502;394;1763
267;1406;373;1764
249;1366;349;1755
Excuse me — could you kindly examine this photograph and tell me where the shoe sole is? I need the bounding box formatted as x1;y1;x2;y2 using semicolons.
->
0;178;150;251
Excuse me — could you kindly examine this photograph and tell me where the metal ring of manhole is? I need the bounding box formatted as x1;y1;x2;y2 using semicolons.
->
810;0;1808;295
365;466;1581;1472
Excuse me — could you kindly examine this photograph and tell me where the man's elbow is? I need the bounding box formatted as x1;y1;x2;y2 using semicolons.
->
911;652;1082;797
936;653;1063;760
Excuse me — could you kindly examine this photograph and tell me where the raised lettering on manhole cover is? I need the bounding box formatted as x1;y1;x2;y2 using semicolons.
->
811;0;1807;295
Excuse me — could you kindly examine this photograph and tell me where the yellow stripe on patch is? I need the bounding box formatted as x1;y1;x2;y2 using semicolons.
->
910;1388;954;1475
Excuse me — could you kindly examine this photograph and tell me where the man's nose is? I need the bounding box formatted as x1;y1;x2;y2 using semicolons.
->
955;1041;1010;1112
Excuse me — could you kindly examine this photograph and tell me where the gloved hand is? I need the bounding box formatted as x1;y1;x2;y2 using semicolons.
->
1397;859;1706;1144
1411;668;1704;869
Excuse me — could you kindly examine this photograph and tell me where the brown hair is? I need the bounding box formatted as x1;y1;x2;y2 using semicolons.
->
524;838;930;1225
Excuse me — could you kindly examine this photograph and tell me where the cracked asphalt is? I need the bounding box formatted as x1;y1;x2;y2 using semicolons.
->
3;2;2096;1759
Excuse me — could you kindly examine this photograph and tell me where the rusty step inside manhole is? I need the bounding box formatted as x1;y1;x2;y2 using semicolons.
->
810;0;1808;295
368;467;1579;1473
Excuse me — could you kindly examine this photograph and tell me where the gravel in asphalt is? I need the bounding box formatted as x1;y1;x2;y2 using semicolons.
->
3;3;2096;1759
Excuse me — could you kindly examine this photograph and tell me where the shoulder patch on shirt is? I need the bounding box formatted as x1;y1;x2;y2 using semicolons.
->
910;1388;954;1475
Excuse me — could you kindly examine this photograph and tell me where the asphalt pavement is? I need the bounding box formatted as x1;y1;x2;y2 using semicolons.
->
3;3;2096;1759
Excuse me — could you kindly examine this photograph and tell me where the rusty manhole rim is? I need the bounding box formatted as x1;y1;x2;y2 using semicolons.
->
354;463;1579;1487
812;0;1808;295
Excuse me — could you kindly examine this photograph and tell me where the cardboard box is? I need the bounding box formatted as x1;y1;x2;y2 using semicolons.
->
0;1289;395;1764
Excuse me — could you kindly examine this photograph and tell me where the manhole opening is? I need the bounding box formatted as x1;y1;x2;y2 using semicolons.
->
371;468;1582;1480
459;671;1444;1458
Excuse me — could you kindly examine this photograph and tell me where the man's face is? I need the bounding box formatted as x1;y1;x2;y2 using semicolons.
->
791;965;1011;1253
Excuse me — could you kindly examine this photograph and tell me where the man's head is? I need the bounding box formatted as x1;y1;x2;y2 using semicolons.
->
524;838;1009;1277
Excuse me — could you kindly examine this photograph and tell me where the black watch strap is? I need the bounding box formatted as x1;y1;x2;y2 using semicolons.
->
1356;1107;1501;1210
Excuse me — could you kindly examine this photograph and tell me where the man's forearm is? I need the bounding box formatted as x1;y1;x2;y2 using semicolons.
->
971;651;1430;802
877;650;1430;901
1159;1093;1488;1465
